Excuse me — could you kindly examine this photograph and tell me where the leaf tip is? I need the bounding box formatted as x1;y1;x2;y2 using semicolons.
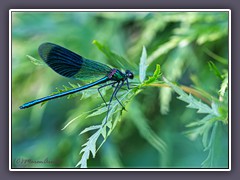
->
92;40;97;44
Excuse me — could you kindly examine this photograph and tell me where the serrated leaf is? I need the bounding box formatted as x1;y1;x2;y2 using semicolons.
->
75;151;89;168
211;102;220;116
111;113;121;131
76;79;137;168
106;119;113;129
152;64;161;79
101;125;107;139
80;125;101;135
139;46;148;83
163;76;214;114
164;76;228;167
77;129;102;168
144;64;161;85
88;133;98;157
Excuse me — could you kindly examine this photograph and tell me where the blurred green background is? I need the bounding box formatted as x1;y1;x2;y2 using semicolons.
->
12;11;229;168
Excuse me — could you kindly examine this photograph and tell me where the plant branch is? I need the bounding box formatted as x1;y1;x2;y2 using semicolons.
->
149;83;212;105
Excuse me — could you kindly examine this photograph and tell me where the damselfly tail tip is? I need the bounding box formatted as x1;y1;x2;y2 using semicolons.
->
19;105;26;109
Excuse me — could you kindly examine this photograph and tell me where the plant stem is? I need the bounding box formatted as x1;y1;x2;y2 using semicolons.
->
149;83;212;105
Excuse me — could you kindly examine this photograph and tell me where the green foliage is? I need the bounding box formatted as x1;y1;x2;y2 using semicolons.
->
128;99;167;160
139;46;148;83
93;40;137;71
71;45;162;167
54;43;162;168
163;77;228;167
219;73;228;99
143;64;161;85
163;77;217;114
26;55;44;66
12;11;229;169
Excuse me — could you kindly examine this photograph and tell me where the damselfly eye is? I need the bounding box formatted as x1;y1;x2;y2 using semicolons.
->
129;72;134;79
126;70;134;79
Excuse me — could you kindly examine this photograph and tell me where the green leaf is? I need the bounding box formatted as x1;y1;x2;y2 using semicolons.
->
208;61;222;79
76;88;136;168
76;129;101;168
68;82;80;88
219;73;228;98
163;76;215;114
92;40;137;70
128;100;167;161
26;55;44;66
147;37;181;65
159;88;172;114
61;112;88;131
158;46;193;115
80;125;102;135
139;46;148;83
203;47;228;65
85;106;107;118
144;64;161;85
202;122;218;168
164;76;228;167
101;125;107;139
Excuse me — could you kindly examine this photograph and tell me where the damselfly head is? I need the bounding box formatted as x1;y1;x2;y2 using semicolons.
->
125;70;134;79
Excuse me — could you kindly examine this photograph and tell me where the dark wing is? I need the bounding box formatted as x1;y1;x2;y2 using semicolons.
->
38;42;112;80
